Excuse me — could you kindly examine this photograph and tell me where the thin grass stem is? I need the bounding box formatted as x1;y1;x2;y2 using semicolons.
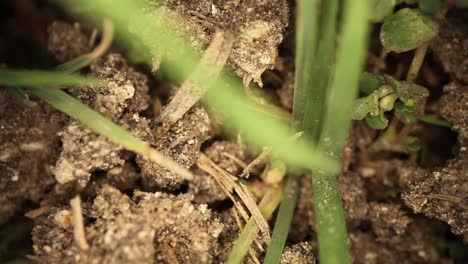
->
420;115;451;128
313;0;370;263
226;187;283;264
0;69;101;87
292;0;320;126
27;87;194;181
302;0;339;143
263;176;299;264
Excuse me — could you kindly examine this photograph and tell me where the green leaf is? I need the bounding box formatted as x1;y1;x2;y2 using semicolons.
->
384;75;428;99
419;0;443;14
0;69;102;87
352;94;379;120
395;101;418;124
384;75;429;116
404;136;422;152
380;8;438;53
353;84;394;120
370;0;396;22
360;72;386;94
366;111;388;129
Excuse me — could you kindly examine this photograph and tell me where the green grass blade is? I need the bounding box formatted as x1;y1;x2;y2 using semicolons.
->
313;0;370;263
302;0;338;143
204;76;338;173
292;0;320;126
226;218;260;264
0;69;101;87
420;116;451;128
27;87;193;180
263;176;299;264
56;57;93;73
318;2;370;155
27;87;148;152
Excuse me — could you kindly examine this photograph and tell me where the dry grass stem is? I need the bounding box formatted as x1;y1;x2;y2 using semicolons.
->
241;131;303;177
70;195;89;251
197;154;271;241
157;29;234;126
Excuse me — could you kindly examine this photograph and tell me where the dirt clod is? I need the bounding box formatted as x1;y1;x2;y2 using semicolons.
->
368;202;412;243
0;90;64;225
53;53;151;187
350;221;448;264
32;186;225;263
137;107;211;190
431;9;468;84
403;82;468;242
440;83;468;145
53;122;124;186
280;242;316;264
144;0;289;86
48;21;91;62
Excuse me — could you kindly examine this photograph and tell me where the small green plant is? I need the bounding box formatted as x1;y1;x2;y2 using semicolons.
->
353;73;430;129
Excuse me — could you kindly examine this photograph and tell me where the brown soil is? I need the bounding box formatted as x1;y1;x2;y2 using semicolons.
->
0;1;467;263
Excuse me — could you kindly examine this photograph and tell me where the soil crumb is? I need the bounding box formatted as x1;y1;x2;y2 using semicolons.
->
431;8;468;84
137;107;212;190
32;185;224;263
142;0;289;86
403;82;468;242
48;21;91;62
52;53;151;187
0;90;64;225
280;242;316;264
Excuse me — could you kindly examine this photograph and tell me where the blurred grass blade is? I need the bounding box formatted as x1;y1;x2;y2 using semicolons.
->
302;0;338;143
27;87;193;181
0;69;102;87
292;0;320;126
226;187;283;264
263;176;299;264
59;0;339;174
313;0;370;263
204;76;338;173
